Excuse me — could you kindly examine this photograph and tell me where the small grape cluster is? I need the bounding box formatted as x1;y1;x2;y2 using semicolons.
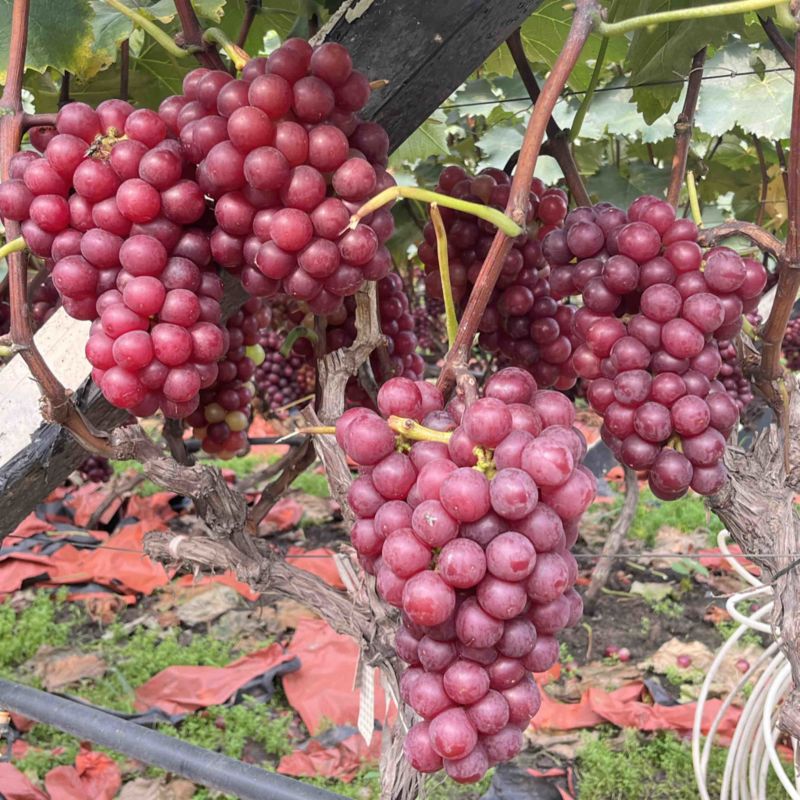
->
782;318;800;371
413;295;447;356
168;40;396;314
186;297;268;457
79;455;113;483
717;338;753;410
326;273;424;383
545;197;766;497
0;100;229;419
255;329;314;414
337;368;591;783
30;276;60;327
417;166;574;388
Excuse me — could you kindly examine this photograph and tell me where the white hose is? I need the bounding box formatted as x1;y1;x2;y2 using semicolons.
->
693;530;799;799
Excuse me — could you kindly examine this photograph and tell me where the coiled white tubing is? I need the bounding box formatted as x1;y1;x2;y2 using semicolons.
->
692;530;800;799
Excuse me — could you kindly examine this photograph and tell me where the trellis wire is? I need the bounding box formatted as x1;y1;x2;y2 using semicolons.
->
692;530;800;800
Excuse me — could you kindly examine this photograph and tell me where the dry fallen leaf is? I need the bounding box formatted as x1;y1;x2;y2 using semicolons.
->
177;584;242;626
30;649;107;691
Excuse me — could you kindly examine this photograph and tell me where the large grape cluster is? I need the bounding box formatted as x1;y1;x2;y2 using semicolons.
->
546;197;766;498
417;166;574;388
0;100;229;419
167;40;395;315
337;368;591;783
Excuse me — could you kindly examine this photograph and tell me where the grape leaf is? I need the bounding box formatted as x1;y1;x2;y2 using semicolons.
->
0;0;94;82
694;43;792;140
587;162;668;207
619;0;746;123
484;0;627;90
389;117;450;167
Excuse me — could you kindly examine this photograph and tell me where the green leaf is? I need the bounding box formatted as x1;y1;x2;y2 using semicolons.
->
509;1;628;90
587;162;669;208
0;0;95;82
475;120;524;169
694;43;792;141
389;117;450;167
29;39;190;112
619;0;746;123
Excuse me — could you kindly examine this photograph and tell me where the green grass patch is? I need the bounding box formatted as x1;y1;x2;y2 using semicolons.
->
291;469;330;498
577;730;786;799
0;589;81;674
594;487;723;547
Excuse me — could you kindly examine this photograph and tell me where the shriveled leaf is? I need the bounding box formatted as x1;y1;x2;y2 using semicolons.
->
390;117;450;167
0;0;95;82
619;0;746;123
498;1;627;90
694;43;792;140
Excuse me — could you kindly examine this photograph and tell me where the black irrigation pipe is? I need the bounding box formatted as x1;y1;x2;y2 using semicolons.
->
0;679;345;800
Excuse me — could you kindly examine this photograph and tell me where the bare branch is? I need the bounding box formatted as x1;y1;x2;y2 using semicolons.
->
753;134;769;227
119;40;130;102
506;29;590;207
173;0;226;70
666;48;706;208
584;466;639;614
760;14;795;68
696;220;785;262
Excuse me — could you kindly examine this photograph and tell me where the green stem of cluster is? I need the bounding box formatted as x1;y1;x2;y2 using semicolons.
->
0;236;27;261
281;326;318;358
430;203;459;350
349;187;524;238
595;0;784;36
203;27;250;70
102;0;191;59
387;415;453;444
571;0;618;142
686;170;703;227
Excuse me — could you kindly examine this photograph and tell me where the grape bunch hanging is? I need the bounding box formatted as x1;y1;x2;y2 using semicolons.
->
338;368;591;782
544;196;765;498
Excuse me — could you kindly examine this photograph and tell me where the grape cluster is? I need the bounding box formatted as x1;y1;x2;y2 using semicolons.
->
413;294;446;356
0;100;229;419
79;455;113;483
337;368;591;782
326;273;424;383
417;166;574;388
166;40;396;314
547;197;766;498
30;275;60;327
186;297;268;457
782;318;800;371
717;339;753;409
255;329;315;414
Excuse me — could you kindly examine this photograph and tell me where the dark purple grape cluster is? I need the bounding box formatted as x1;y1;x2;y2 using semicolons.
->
782;318;800;371
336;368;592;783
255;329;314;413
185;297;269;457
546;196;767;498
167;40;396;315
413;295;446;355
0;101;229;419
417;166;575;388
717;338;753;409
79;455;113;483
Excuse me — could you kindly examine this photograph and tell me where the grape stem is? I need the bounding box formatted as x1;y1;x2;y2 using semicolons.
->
236;0;259;48
173;0;227;70
595;0;785;36
506;28;591;207
387;416;453;444
430;203;459;349
290;426;337;437
686;170;703;227
0;0;115;458
348;187;523;238
759;27;800;390
202;27;250;71
101;0;196;60
437;0;600;396
0;236;27;262
666;48;706;208
570;0;617;143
